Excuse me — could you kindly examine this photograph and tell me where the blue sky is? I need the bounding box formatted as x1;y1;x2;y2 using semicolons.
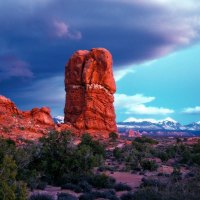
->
0;0;200;124
116;44;200;124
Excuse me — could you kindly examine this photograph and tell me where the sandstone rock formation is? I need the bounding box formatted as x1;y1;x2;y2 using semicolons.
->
128;129;142;138
64;48;117;135
0;95;55;141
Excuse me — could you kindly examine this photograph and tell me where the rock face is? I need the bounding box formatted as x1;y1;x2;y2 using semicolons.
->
0;95;55;141
64;48;117;135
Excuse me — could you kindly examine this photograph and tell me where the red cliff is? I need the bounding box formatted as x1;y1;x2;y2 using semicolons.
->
0;95;55;141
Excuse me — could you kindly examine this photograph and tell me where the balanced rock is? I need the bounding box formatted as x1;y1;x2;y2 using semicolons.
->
64;48;117;135
0;95;55;141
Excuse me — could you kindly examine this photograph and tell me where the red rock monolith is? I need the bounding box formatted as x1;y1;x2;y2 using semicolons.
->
64;48;117;136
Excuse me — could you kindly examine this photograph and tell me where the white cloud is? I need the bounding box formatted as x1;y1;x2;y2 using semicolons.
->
124;117;158;123
114;68;135;81
124;117;177;123
114;93;174;115
182;106;200;114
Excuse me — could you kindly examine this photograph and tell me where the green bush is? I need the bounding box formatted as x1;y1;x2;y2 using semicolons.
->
113;147;122;160
89;174;116;189
134;136;158;145
109;132;118;141
28;131;106;185
0;155;27;200
79;133;105;156
156;151;169;162
141;159;158;171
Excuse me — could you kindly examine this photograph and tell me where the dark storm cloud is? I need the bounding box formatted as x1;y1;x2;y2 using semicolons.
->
1;0;200;74
0;0;200;113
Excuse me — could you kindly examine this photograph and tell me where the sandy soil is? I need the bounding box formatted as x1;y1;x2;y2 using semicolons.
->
107;171;143;190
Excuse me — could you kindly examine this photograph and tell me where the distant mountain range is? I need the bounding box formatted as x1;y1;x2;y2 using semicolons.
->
117;117;200;136
53;116;200;136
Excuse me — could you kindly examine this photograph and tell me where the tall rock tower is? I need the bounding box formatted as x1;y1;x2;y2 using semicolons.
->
64;48;117;135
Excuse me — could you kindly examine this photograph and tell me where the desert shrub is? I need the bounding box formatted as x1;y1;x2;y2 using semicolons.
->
78;181;92;192
141;159;158;171
57;192;78;200
114;182;132;191
109;132;118;141
120;192;135;200
29;193;54;200
61;183;82;193
29;131;106;185
126;152;140;170
181;149;191;163
133;188;162;200
0;155;27;200
79;133;105;157
36;181;47;190
79;190;119;200
165;146;176;158
193;140;200;153
89;174;116;189
113;147;122;160
15;181;28;200
141;178;166;189
171;167;182;181
36;131;75;182
162;177;200;200
132;141;147;152
134;136;158;145
74;144;103;174
192;153;200;165
156;151;169;162
0;137;16;162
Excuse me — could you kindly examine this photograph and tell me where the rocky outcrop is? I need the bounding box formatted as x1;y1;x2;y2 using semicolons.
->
64;48;117;135
128;129;141;138
0;95;55;141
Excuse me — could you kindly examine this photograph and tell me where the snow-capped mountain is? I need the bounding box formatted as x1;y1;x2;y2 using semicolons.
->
53;116;64;124
53;115;200;133
157;118;185;131
117;118;200;132
185;121;200;131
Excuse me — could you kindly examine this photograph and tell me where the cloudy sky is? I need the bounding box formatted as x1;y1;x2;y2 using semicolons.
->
0;0;200;124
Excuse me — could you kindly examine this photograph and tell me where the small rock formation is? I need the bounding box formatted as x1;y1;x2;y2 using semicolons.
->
128;129;141;138
64;48;117;135
0;95;55;141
